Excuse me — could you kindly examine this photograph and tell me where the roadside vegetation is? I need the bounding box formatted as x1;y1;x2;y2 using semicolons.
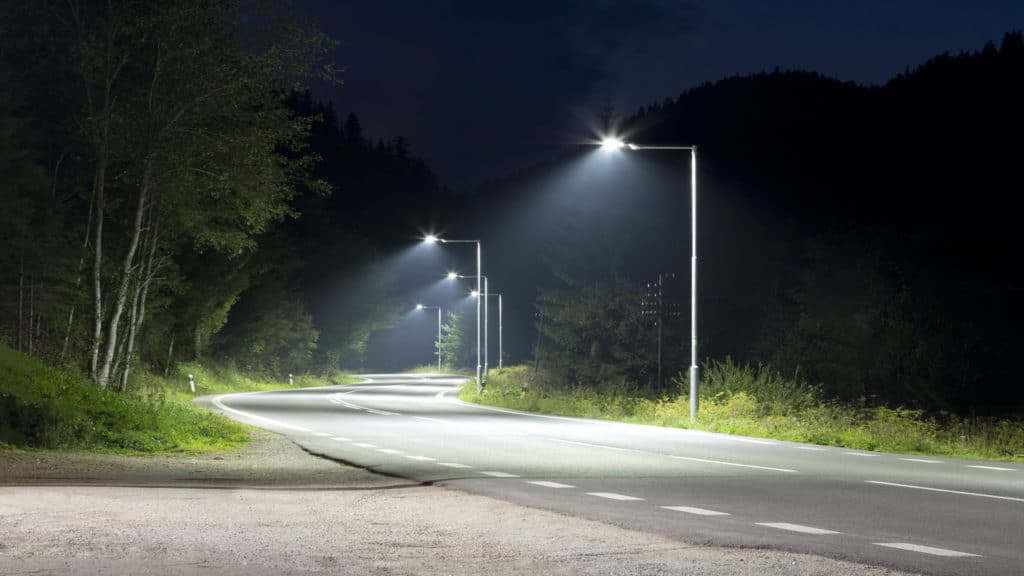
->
461;360;1024;462
0;344;352;454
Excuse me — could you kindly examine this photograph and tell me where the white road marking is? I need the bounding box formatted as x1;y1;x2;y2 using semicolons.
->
405;455;435;461
363;407;398;416
480;471;520;478
587;492;644;501
874;543;980;557
757;522;841;535
439;463;472;469
867;480;1024;503
375;448;403;454
352;443;376;448
662;506;730;516
796;446;826;451
415;416;448;424
311;432;332;437
527;481;575;488
211;395;312;433
843;452;878;457
330;437;351;442
669;455;797;473
967;465;1015;471
549;438;642;453
901;458;942;464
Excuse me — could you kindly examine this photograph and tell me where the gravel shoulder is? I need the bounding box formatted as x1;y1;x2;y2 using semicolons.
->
0;432;918;575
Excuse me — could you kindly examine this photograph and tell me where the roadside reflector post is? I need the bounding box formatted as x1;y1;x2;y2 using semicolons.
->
188;373;195;394
289;373;294;386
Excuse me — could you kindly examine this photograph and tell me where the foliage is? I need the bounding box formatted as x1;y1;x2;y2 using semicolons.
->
461;362;1024;462
438;311;469;369
0;342;248;452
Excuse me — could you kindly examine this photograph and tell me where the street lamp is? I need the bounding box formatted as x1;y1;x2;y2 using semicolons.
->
449;273;499;375
475;285;504;369
415;304;442;372
599;137;700;421
424;235;483;390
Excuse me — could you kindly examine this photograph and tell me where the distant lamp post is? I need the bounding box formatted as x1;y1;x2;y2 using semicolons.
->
424;235;483;390
450;273;497;377
473;283;504;369
415;303;443;372
598;137;700;421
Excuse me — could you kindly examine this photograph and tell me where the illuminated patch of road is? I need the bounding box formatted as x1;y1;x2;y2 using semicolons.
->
874;543;980;557
439;463;472;469
352;443;376;448
480;471;520;478
757;522;841;535
404;455;435;461
330;436;351;442
867;480;1024;503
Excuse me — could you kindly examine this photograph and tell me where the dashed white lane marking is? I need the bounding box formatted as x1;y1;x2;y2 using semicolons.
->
843;452;878;457
439;463;471;469
867;480;1024;503
330;437;351;442
550;438;640;453
587;492;644;501
312;432;332;437
211;395;312;433
669;455;797;473
405;455;435;461
901;458;942;464
352;443;376;448
363;407;398;416
662;506;730;516
757;522;841;535
796;446;826;451
480;471;520;478
549;439;797;473
376;448;403;454
874;543;980;557
527;481;575;488
967;465;1015;471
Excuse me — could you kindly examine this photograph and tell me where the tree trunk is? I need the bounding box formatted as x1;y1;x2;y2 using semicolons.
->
164;333;175;377
97;183;148;389
88;147;107;381
121;217;160;393
17;255;24;353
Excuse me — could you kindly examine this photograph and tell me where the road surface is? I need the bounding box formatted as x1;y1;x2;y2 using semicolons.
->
200;374;1024;576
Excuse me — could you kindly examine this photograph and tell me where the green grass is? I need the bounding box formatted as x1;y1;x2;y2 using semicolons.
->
461;361;1024;462
0;343;357;454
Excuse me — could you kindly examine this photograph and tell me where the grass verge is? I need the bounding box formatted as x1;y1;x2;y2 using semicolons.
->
460;361;1024;462
0;344;356;454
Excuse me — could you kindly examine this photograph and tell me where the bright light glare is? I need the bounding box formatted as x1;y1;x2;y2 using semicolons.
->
424;234;439;243
600;137;625;150
416;303;424;309
447;271;458;279
470;290;480;297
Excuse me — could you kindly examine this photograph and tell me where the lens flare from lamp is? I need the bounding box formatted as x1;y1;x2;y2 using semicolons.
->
416;303;424;309
447;271;458;279
600;137;625;150
424;234;439;243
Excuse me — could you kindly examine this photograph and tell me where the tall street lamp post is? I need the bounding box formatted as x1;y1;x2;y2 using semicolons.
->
426;235;483;390
600;138;700;421
450;273;500;375
415;304;442;372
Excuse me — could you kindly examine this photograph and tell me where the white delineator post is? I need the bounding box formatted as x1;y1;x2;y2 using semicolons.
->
188;373;195;394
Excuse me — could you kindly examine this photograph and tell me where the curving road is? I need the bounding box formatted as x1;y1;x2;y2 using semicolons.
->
199;374;1023;576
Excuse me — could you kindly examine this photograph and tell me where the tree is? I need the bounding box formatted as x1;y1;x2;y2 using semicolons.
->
438;311;467;369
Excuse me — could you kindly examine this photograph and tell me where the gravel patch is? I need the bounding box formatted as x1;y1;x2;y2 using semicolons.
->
0;433;918;575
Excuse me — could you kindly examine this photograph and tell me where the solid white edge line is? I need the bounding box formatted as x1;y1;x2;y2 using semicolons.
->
874;543;980;558
756;522;841;535
796;446;826;451
901;458;942;464
587;492;644;501
867;480;1024;503
662;506;730;516
527;480;575;488
211;395;312;433
843;452;878;457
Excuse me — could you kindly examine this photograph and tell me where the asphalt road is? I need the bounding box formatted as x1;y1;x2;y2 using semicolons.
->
199;374;1024;576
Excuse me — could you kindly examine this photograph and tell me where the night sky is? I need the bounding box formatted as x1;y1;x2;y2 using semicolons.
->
296;0;1024;191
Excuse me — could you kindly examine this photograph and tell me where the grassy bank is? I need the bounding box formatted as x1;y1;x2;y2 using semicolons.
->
461;361;1024;462
0;344;355;454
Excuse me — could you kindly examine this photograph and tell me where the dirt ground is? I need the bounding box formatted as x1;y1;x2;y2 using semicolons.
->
0;432;918;575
